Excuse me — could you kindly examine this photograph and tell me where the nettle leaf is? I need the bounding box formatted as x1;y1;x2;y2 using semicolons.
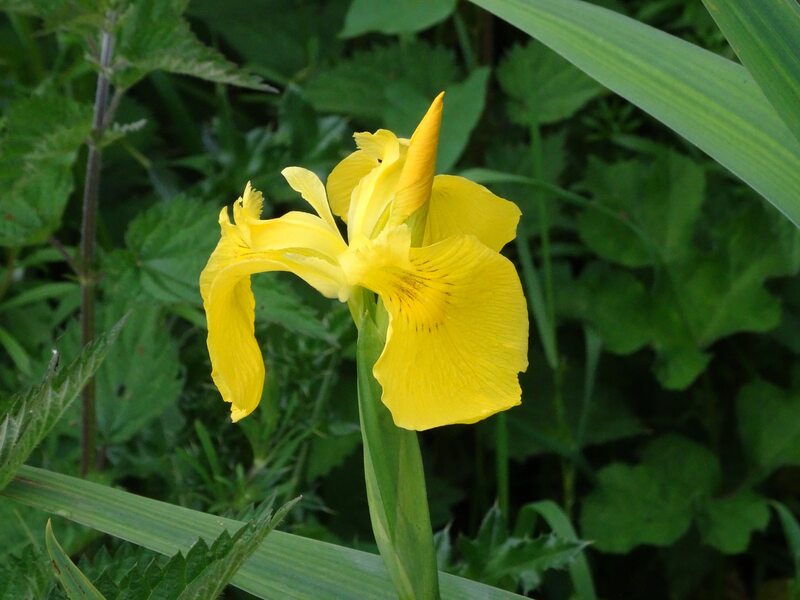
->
737;379;800;473
0;96;92;247
0;0;107;33
112;196;219;305
0;543;52;598
113;0;270;91
497;40;603;126
577;149;705;268
305;41;486;169
580;435;720;553
456;505;585;593
54;304;182;445
341;0;456;37
696;491;770;554
252;275;337;343
0;319;123;491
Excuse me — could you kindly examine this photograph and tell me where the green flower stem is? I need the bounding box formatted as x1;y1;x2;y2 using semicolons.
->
529;122;574;514
495;412;510;517
79;25;114;476
356;311;440;600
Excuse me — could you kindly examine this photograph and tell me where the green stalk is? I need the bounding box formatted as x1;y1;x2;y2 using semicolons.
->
529;122;574;513
79;26;114;476
356;310;440;600
495;412;509;517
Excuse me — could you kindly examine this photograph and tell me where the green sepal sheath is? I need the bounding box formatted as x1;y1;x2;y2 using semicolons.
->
356;311;440;600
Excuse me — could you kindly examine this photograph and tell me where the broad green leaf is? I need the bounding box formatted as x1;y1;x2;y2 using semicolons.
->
559;262;650;355
0;319;123;491
305;41;458;120
2;466;525;599
696;491;769;554
0;96;92;247
737;379;800;474
497;40;603;126
51;305;182;445
117;197;218;305
188;0;348;83
702;0;800;146
580;435;720;553
341;0;456;37
468;0;800;227
576;150;705;267
356;313;440;599
45;520;106;600
114;0;271;91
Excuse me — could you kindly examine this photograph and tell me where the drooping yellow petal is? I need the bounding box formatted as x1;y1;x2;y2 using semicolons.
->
343;227;529;430
326;150;379;222
390;92;444;226
200;184;349;422
424;175;522;252
354;129;402;159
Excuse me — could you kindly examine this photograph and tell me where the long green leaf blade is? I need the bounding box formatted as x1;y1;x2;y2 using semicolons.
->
2;466;524;600
702;0;800;146
45;519;107;600
468;0;800;226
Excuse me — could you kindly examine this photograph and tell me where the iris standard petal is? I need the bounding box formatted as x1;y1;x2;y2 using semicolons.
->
281;167;339;231
344;227;529;430
424;175;522;252
326;150;379;222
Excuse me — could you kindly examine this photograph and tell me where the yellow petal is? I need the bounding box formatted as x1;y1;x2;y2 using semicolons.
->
326;150;378;223
354;129;402;160
424;175;522;251
346;228;529;430
390;92;444;226
347;150;403;241
281;166;338;231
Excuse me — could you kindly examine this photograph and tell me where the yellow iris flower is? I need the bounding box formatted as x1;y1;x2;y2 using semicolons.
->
200;93;529;430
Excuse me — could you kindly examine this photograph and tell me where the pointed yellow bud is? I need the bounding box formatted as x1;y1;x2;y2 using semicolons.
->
390;92;444;226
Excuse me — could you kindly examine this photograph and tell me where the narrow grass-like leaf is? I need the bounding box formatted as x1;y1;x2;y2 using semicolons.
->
0;319;125;491
771;500;800;594
46;519;106;600
468;0;800;226
2;466;524;599
702;0;800;146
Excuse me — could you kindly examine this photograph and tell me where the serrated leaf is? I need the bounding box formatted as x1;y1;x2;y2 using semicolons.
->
697;491;769;554
113;0;271;91
497;40;603;126
0;0;107;34
0;319;124;491
580;435;720;553
45;520;106;600
457;505;586;592
0;542;52;599
0;96;92;247
341;0;456;37
177;498;299;599
113;197;219;305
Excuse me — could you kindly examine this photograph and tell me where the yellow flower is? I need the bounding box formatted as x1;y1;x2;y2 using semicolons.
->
200;93;529;430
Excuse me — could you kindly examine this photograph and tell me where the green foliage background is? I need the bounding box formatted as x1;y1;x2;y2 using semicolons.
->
0;0;799;598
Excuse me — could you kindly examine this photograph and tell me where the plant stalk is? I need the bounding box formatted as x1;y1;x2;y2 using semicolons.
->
79;28;114;476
